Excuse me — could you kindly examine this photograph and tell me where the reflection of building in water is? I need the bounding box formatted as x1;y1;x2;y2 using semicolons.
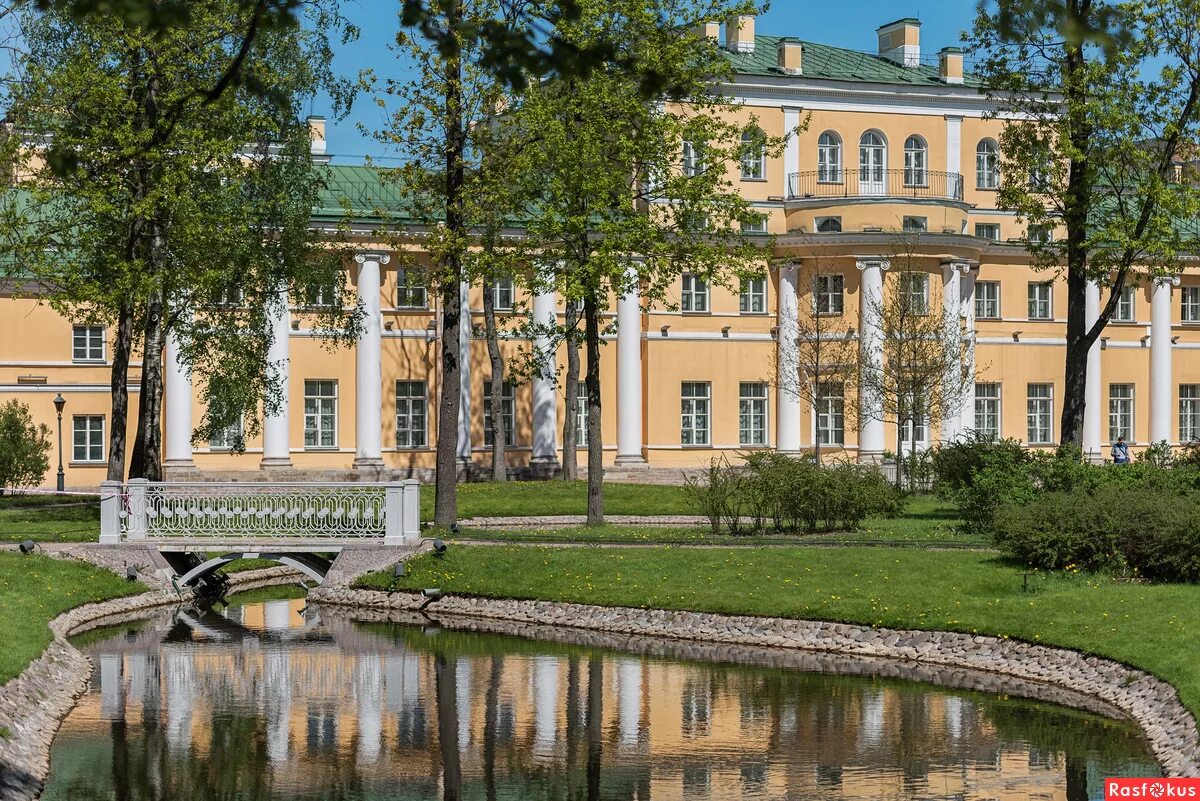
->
56;604;1148;801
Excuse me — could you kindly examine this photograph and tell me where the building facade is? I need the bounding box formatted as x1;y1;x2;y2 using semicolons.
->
4;15;1199;489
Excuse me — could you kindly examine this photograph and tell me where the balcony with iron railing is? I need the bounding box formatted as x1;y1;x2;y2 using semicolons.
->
787;169;965;203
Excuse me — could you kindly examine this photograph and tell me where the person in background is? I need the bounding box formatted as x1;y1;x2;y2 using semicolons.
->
1112;436;1131;465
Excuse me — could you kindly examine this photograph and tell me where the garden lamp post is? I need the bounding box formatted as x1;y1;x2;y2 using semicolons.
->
53;393;65;493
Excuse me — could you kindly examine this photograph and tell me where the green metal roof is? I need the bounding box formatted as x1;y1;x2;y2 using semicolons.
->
725;35;983;88
313;163;418;224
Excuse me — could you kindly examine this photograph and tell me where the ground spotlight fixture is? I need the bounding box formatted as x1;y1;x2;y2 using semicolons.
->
18;540;36;554
432;538;448;557
125;565;138;581
449;521;460;535
418;587;443;612
393;562;406;578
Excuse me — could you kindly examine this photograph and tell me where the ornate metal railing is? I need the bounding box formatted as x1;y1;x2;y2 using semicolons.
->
99;480;420;546
787;169;964;202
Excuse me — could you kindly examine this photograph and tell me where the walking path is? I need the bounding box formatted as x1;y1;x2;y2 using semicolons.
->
460;514;709;528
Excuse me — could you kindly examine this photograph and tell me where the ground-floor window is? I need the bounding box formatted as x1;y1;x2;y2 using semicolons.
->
72;415;105;462
574;381;588;447
816;382;844;446
1027;383;1054;444
209;418;243;450
303;380;338;448
680;382;711;446
395;380;427;449
738;382;768;446
1182;385;1200;443
1109;383;1134;443
974;383;1001;439
483;380;515;447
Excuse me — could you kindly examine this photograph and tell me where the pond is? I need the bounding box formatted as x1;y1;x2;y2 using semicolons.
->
42;588;1159;801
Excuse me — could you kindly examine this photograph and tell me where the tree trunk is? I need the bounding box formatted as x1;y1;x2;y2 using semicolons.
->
106;301;135;481
562;302;580;481
584;296;603;525
482;279;506;482
482;656;502;801
908;416;918;493
1061;266;1090;449
130;287;165;481
586;656;603;801
433;0;466;528
435;654;462;801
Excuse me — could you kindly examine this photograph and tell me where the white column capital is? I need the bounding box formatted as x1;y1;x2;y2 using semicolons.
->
1153;274;1181;288
942;260;972;275
354;252;391;266
856;258;890;272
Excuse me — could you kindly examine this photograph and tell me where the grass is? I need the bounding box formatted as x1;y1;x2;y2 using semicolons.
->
420;481;695;520
0;550;145;683
0;494;100;543
356;544;1200;720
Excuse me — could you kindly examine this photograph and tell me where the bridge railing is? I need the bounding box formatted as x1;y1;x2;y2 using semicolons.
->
98;479;421;546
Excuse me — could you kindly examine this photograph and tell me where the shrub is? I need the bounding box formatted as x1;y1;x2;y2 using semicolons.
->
0;400;52;495
682;456;741;536
930;434;1029;494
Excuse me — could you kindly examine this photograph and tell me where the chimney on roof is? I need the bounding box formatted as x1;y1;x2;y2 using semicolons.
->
307;115;327;156
938;47;964;84
726;14;755;54
777;39;802;76
694;21;720;42
876;18;921;67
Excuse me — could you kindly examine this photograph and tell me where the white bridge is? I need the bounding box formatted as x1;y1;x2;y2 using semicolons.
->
99;479;422;584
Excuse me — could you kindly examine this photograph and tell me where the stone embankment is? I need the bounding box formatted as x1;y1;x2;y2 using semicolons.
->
309;585;1200;777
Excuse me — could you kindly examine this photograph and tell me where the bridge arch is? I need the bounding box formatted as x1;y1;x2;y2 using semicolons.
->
176;552;332;586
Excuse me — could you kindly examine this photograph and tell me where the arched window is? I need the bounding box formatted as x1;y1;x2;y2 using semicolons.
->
682;140;705;178
817;132;842;183
976;139;1000;189
740;127;766;180
859;131;886;190
816;216;842;233
903;135;928;187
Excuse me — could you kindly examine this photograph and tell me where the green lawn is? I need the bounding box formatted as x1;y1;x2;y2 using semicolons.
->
0;551;145;683
422;481;695;519
357;544;1200;719
0;494;100;542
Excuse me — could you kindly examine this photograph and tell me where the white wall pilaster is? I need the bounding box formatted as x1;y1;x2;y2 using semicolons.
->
783;106;802;197
776;265;802;453
945;115;963;195
1151;276;1179;445
354;253;388;468
959;268;977;435
616;266;646;464
164;330;193;467
261;284;292;468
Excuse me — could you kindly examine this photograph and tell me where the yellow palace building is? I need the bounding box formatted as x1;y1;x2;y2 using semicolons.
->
4;14;1200;489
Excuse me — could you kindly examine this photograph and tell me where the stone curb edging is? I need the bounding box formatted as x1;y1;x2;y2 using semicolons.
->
0;565;301;801
307;586;1200;776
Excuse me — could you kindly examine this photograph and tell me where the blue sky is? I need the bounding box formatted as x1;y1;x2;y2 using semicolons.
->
318;0;979;163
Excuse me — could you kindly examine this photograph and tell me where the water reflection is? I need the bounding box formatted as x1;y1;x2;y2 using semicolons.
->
43;591;1159;801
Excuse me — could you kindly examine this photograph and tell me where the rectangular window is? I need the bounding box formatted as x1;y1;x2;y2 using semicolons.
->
814;275;845;315
1114;286;1135;322
395;380;427;449
741;216;768;234
1181;385;1200;443
483;380;515;447
303;282;337;308
974;383;1001;439
681;274;709;313
212;286;245;307
72;415;105;462
209;419;243;451
1027;383;1054;444
72;325;105;362
975;281;1000;319
739;277;766;314
575;381;588;447
816;382;845;446
396;269;428;309
738;382;768;446
680;382;711;446
492;278;514;312
902;216;928;233
1109;383;1134;443
900;272;930;315
1028;282;1053;320
975;223;1001;241
1028;224;1053;244
303;380;338;448
1183;287;1200;323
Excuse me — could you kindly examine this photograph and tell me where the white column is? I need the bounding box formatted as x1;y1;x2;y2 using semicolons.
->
783;106;802;198
616;265;646;464
1151;276;1179;445
945;115;963;195
261;285;292;468
265;648;291;766
1083;280;1103;461
857;259;888;462
617;658;641;747
776;265;802;453
354;253;387;469
356;655;383;765
940;263;965;443
531;288;559;464
456;658;472;753
164;331;193;467
533;656;560;758
457;281;473;463
959;268;977;435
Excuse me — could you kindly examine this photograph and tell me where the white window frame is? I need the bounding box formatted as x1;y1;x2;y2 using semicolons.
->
72;325;105;362
303;282;337;308
815;216;842;233
975;281;1000;319
816;382;845;446
209;418;243;451
680;382;711;446
72;415;105;462
682;140;704;178
1028;282;1053;320
740;128;766;181
976;140;1000;189
483;379;515;447
817;132;842;183
395;380;428;449
396;268;428;309
1113;285;1136;322
492;278;515;312
303;379;338;449
1027;383;1054;445
900;272;930;315
1181;384;1200;443
975;223;1000;241
1108;383;1134;444
859;131;886;185
814;274;844;315
741;216;768;234
1182;286;1200;323
903;135;928;187
738;382;768;447
902;216;928;233
1028;224;1053;244
739;277;766;314
575;381;588;447
681;274;709;313
974;382;1001;439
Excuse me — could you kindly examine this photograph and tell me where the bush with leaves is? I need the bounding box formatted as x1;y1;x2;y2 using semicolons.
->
0;400;52;494
930;433;1030;495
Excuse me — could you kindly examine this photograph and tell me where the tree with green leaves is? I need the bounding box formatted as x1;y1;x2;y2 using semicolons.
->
512;0;786;523
0;399;51;494
4;0;356;481
969;0;1200;447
